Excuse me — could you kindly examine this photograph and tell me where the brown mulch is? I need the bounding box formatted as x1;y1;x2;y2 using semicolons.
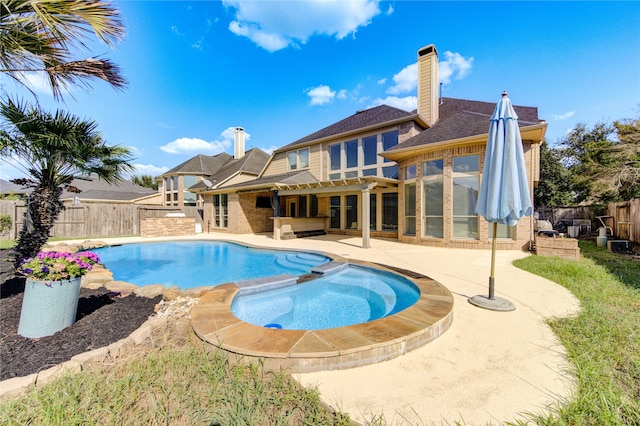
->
0;250;161;381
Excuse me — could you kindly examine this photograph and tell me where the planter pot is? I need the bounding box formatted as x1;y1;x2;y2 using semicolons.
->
18;277;82;338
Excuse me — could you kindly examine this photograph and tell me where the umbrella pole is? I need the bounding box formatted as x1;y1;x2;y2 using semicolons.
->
489;222;497;300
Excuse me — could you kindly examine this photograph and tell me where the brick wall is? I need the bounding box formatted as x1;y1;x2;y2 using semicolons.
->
535;235;580;260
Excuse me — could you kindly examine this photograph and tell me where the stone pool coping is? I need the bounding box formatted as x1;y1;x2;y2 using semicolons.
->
191;258;454;373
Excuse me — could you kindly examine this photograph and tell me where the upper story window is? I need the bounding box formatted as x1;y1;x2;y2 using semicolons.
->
287;147;310;171
328;130;399;180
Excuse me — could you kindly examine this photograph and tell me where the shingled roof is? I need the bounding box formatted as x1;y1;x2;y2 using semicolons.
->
60;175;157;201
385;97;541;152
220;170;319;191
279;105;417;150
165;152;233;175
188;148;270;190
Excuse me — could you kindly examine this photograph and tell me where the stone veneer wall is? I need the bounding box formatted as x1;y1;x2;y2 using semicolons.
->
140;217;195;238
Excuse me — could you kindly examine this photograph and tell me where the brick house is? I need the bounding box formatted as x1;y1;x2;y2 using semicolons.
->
185;44;547;249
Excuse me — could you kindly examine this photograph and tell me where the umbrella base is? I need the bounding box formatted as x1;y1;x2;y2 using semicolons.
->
468;295;516;312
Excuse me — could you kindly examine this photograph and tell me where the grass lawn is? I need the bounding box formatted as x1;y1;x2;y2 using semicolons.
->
514;241;640;425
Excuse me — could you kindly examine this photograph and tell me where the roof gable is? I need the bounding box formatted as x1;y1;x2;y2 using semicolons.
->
188;148;270;190
279;105;415;150
387;97;542;152
165;152;232;175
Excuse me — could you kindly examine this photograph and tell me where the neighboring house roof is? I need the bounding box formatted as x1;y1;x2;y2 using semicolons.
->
164;152;233;175
61;175;157;202
188;148;271;190
0;179;29;195
278;105;420;151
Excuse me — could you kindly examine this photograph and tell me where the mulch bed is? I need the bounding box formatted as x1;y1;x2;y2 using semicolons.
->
0;250;161;381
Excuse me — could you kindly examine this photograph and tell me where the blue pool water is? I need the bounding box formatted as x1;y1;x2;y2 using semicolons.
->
231;265;420;330
95;241;330;289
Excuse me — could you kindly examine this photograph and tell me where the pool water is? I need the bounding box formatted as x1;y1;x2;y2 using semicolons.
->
95;241;330;289
231;265;420;330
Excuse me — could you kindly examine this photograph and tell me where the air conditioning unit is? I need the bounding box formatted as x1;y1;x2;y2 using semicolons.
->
607;240;632;253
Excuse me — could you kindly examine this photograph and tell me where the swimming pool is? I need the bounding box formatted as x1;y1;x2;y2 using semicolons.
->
231;265;420;330
95;241;330;289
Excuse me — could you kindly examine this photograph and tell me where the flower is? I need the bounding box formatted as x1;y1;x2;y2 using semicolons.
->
17;251;101;284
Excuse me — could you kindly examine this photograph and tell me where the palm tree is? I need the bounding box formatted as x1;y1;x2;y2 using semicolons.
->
0;0;126;100
0;98;133;263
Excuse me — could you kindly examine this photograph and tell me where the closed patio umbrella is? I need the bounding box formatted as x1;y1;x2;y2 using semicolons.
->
470;91;532;311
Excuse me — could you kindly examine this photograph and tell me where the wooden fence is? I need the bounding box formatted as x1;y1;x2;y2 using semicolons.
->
606;199;639;244
0;200;203;240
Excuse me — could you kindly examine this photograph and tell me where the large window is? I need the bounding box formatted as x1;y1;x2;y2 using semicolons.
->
329;196;340;229
423;159;443;238
382;130;398;162
327;130;399;179
382;193;398;231
287;147;309;171
452;155;479;239
370;193;377;230
345;195;358;230
404;183;416;235
363;135;377;166
213;194;228;228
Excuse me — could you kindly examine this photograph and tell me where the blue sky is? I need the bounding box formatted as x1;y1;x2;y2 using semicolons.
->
1;0;639;181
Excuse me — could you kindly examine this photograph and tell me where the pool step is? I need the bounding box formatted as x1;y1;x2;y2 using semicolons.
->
275;254;326;270
235;274;298;295
311;261;348;275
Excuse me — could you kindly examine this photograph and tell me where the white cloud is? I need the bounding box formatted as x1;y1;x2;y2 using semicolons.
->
262;145;279;155
551;111;576;121
387;63;417;95
223;0;381;52
439;51;473;85
159;126;250;155
368;95;417;112
337;89;348;100
306;85;336;106
132;164;169;177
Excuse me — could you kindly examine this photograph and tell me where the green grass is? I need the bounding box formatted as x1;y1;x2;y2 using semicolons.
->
0;342;352;425
514;241;640;425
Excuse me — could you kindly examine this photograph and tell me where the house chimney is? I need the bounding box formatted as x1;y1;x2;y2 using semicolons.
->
234;127;245;159
417;44;439;126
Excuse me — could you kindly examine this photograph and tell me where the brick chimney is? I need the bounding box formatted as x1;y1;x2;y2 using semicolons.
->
234;127;245;159
417;44;439;127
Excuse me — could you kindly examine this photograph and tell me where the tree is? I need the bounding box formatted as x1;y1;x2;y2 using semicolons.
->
0;98;133;263
131;174;158;190
558;122;618;204
534;140;574;206
558;117;640;204
0;0;126;100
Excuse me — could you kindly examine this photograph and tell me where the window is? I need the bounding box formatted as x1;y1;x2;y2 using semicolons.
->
310;195;318;217
345;140;358;169
370;193;377;230
287;147;309;171
329;144;341;171
213;194;228;228
256;197;271;208
382;193;398;231
298;195;307;218
363;135;377;165
382;130;398;162
404;183;416;235
184;192;197;206
489;223;515;239
382;165;398;179
329;196;340;229
423;160;443;238
452;155;479;239
405;164;417;180
183;175;196;188
345;195;358;230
